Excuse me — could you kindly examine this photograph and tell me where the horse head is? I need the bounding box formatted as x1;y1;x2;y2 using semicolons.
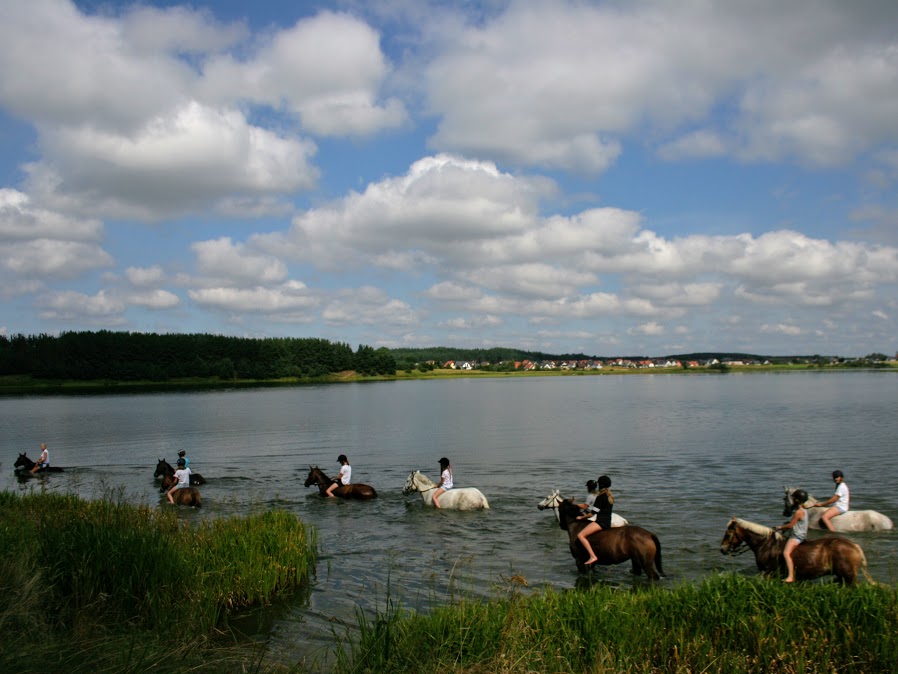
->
719;518;746;555
402;471;418;495
304;466;325;488
537;489;562;511
14;452;31;469
154;459;173;479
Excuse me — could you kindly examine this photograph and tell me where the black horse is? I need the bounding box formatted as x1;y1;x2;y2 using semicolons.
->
153;458;205;488
14;452;64;475
558;498;664;578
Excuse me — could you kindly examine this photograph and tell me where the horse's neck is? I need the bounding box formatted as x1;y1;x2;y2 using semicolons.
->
316;469;331;481
734;520;777;551
415;473;436;488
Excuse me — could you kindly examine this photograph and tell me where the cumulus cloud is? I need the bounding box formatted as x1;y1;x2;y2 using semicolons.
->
192;237;288;286
189;281;319;313
323;286;418;327
423;0;898;171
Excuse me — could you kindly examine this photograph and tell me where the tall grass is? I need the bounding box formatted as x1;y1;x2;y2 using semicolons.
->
333;574;898;673
0;489;317;673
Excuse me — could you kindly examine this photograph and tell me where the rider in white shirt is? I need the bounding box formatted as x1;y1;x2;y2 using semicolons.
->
816;470;849;531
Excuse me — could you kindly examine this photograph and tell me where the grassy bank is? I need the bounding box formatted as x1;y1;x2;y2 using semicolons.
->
0;490;318;673
334;574;898;674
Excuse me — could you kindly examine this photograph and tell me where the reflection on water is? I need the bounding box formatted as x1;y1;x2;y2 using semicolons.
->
2;372;897;667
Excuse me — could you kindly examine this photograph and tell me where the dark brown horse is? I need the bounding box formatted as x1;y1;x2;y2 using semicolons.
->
719;517;873;585
557;498;664;578
14;452;64;474
153;458;205;486
304;466;377;500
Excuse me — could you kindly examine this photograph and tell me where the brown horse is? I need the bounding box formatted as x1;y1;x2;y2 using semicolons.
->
14;452;64;474
153;458;205;486
304;466;377;500
161;476;202;507
557;498;664;578
719;517;873;585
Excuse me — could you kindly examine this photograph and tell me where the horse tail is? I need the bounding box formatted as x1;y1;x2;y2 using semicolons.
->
857;545;875;585
651;533;665;578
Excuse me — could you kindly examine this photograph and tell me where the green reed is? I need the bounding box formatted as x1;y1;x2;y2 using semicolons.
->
0;488;317;672
333;574;898;674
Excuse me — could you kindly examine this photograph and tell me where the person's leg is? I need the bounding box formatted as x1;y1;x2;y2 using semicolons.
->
432;487;445;508
167;485;178;504
783;539;799;582
325;482;338;497
821;506;841;531
577;522;602;565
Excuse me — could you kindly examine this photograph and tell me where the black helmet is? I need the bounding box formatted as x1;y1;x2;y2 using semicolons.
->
792;489;809;505
598;475;611;489
176;458;186;467
438;457;450;468
337;454;348;463
586;479;597;491
832;470;844;479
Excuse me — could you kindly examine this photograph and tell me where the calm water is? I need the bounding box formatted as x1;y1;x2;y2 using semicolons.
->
2;372;897;666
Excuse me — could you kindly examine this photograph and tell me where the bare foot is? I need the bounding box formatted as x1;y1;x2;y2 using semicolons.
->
585;556;598;566
783;578;794;583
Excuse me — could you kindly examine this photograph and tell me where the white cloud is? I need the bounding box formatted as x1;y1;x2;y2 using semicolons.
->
761;323;803;336
628;321;665;337
188;281;319;313
322;287;418;327
126;289;180;309
125;266;165;286
2;240;113;278
192;237;288;286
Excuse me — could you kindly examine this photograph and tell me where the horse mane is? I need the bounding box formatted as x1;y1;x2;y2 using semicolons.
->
734;518;775;536
414;470;436;487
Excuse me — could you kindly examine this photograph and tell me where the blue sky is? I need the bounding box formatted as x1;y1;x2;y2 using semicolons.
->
1;0;896;357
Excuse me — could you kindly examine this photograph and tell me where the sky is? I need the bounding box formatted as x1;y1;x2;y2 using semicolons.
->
1;0;897;357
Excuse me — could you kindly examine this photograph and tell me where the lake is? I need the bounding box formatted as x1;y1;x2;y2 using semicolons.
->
2;371;897;667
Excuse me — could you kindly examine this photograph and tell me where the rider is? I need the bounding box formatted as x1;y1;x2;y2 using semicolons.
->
432;457;453;508
814;470;849;531
177;449;189;468
325;454;351;497
776;488;809;582
575;475;614;566
166;457;192;504
30;443;49;474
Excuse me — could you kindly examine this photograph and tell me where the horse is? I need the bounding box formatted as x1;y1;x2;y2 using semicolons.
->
537;489;628;527
783;487;893;532
556;498;663;578
304;466;377;500
402;470;489;510
153;458;206;486
13;452;64;474
719;517;873;585
165;484;202;507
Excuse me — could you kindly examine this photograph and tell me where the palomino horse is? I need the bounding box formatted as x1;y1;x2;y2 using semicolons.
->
153;458;205;486
557;498;663;578
537;489;628;527
304;466;377;500
402;470;489;510
13;452;64;474
720;517;873;585
783;487;893;532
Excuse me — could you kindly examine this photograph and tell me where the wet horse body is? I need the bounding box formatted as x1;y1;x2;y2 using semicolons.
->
402;470;489;510
537;489;628;527
783;487;893;532
719;517;872;585
304;466;377;500
557;498;663;578
154;458;205;487
14;452;64;474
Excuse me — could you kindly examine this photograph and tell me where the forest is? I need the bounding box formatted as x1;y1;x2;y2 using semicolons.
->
0;331;396;381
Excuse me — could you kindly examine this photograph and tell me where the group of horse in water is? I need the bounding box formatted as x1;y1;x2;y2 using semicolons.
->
13;452;893;584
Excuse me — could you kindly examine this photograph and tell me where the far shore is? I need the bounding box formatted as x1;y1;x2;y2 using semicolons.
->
0;362;894;395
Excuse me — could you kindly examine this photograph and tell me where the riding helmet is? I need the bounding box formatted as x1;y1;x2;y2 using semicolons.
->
176;458;186;467
585;479;597;491
337;454;348;463
598;475;611;489
792;489;809;505
832;470;844;479
438;457;450;468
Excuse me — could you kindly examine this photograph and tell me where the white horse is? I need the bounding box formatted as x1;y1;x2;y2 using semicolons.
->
537;489;628;527
784;487;893;532
403;471;489;510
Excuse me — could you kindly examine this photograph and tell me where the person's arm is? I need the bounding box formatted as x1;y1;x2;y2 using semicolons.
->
815;493;838;508
776;508;805;531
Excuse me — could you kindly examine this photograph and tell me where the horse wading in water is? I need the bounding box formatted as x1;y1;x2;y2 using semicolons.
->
304;466;377;500
160;474;202;507
402;470;489;510
538;489;628;526
557;498;663;577
719;517;873;585
154;458;205;487
782;487;893;532
14;453;64;474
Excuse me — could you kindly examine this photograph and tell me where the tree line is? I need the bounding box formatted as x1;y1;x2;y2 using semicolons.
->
0;331;396;381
